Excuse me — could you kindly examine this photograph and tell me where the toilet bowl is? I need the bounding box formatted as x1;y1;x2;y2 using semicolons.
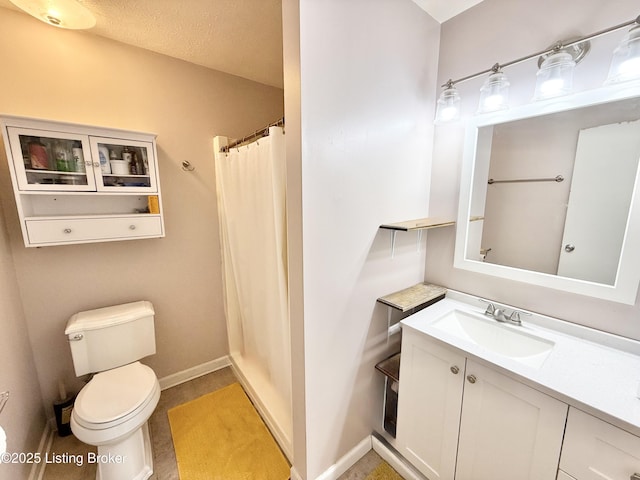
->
65;301;159;480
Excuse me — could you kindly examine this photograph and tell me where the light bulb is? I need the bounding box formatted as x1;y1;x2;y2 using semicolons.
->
478;70;510;113
435;85;461;124
533;51;576;101
605;25;640;85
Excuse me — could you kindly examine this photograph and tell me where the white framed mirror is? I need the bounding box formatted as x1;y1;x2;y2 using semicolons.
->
454;83;640;304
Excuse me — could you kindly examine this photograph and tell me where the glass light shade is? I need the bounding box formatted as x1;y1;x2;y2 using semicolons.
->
533;51;576;101
434;86;461;124
9;0;95;29
605;25;640;85
477;71;510;113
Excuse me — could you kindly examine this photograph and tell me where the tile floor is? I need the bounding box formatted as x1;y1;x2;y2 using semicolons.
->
41;366;391;480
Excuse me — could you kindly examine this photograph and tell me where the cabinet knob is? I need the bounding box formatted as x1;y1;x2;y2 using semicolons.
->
129;224;136;230
450;366;460;375
630;474;640;480
93;161;100;168
63;228;72;234
84;160;92;167
466;374;477;384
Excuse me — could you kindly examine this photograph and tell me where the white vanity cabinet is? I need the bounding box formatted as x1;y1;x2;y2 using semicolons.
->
0;115;164;247
396;329;466;480
559;407;640;480
396;328;568;480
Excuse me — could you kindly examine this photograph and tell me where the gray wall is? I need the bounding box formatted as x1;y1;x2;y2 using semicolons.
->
0;192;45;479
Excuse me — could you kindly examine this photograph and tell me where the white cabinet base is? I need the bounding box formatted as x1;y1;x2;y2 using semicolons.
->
560;408;640;480
455;361;567;480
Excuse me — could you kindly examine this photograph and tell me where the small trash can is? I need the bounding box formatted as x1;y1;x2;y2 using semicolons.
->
53;396;75;437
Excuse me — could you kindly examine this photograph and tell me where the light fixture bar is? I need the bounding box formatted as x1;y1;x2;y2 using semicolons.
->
442;14;640;88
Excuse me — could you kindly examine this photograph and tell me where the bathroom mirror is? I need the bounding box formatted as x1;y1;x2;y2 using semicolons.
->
454;84;640;304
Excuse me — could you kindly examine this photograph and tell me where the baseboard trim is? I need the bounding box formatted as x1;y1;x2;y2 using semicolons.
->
371;434;424;480
314;436;372;480
229;359;293;462
28;420;54;480
158;355;231;390
290;466;303;480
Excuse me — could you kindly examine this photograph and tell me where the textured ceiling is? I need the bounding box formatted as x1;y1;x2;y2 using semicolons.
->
0;0;485;89
0;0;285;88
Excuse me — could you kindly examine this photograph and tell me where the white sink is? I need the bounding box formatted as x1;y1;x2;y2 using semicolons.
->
430;309;555;368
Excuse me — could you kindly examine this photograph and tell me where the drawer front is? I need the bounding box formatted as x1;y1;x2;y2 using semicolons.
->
560;407;640;480
26;216;162;245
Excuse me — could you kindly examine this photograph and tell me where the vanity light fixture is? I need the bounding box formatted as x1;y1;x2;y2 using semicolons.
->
477;64;510;113
434;14;640;123
434;80;462;124
9;0;96;29
605;24;640;85
533;41;590;101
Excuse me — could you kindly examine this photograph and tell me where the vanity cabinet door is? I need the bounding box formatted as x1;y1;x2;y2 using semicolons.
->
396;330;466;480
455;361;568;480
560;407;640;480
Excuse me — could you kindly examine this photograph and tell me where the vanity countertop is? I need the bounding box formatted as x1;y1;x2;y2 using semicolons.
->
401;290;640;437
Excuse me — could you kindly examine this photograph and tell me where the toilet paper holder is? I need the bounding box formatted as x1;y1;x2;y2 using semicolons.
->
0;391;8;415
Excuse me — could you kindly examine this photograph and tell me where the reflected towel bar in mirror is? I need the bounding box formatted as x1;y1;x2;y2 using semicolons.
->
488;175;564;184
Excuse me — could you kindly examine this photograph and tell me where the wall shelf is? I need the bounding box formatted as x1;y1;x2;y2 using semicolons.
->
377;283;447;312
379;217;456;257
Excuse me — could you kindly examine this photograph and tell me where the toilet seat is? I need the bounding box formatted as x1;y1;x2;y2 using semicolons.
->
73;362;159;431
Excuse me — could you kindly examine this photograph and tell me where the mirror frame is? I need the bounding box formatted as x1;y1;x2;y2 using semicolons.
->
454;83;640;304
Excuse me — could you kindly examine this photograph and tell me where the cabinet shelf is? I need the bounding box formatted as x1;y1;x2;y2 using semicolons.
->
377;283;447;312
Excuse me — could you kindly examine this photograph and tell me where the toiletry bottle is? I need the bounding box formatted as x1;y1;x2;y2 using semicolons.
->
72;142;85;173
98;145;111;174
54;140;72;172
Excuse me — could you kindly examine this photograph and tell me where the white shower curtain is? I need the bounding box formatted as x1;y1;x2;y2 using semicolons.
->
214;126;291;448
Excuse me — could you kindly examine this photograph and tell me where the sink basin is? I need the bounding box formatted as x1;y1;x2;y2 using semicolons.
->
431;309;555;368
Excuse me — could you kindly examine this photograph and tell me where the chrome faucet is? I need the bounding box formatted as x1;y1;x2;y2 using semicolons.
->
481;300;528;326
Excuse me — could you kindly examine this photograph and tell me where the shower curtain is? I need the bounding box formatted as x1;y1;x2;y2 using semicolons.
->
214;126;292;455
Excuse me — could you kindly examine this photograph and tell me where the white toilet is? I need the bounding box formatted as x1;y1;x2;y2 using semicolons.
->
65;301;161;480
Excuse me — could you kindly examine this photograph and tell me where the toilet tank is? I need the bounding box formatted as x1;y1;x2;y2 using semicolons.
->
65;301;156;376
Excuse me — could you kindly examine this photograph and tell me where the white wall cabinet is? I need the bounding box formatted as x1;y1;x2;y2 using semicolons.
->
396;329;568;480
0;115;164;247
560;407;640;480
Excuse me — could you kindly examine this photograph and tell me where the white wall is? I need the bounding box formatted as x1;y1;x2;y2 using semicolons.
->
286;0;441;477
0;8;284;418
427;0;640;340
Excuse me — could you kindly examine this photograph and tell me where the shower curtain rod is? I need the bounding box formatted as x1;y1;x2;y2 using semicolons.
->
221;117;285;152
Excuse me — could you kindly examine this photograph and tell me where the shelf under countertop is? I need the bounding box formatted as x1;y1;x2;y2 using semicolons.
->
375;353;401;382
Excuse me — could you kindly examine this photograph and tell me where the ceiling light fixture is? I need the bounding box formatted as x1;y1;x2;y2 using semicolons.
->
9;0;96;30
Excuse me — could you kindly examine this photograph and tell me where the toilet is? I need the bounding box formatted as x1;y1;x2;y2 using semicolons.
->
65;301;160;480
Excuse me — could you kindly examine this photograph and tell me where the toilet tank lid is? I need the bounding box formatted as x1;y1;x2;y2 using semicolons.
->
65;301;155;335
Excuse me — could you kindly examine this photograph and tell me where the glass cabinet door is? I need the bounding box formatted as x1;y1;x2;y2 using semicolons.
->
7;127;96;191
89;137;158;193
